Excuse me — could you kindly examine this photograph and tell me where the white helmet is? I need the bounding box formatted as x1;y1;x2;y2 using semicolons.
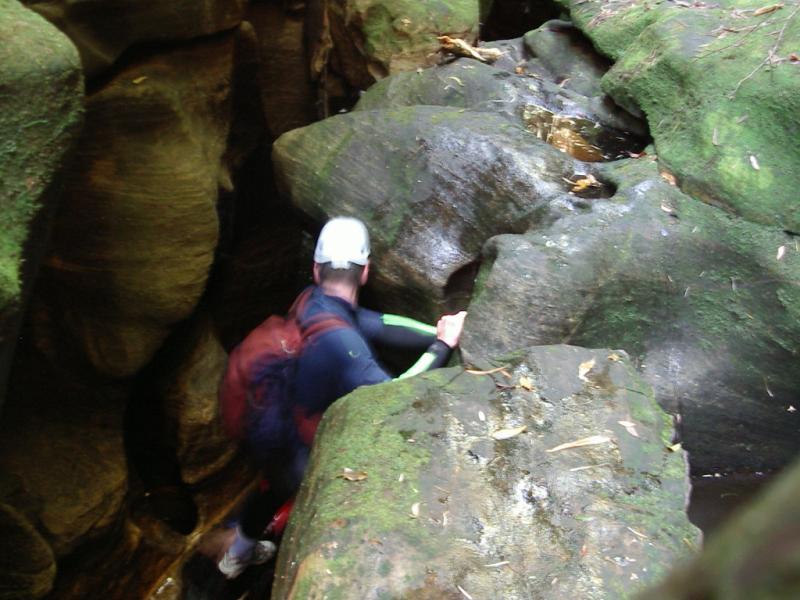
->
313;217;370;269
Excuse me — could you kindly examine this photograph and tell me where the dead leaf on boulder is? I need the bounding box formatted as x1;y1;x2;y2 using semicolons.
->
518;376;534;391
660;170;677;186
578;358;596;382
618;420;640;438
753;3;783;16
337;468;368;482
546;435;611;453
491;425;527;440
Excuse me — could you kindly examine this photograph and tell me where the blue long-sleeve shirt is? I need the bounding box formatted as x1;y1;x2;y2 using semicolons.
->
292;286;451;433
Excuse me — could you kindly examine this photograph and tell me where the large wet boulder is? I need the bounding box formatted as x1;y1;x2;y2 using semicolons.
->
643;455;800;599
306;0;479;90
32;26;263;379
355;56;647;161
23;0;248;78
463;156;800;474
273;105;602;319
0;1;83;416
558;0;800;231
274;347;698;598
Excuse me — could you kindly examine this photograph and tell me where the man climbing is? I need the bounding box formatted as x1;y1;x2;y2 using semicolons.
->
218;216;467;578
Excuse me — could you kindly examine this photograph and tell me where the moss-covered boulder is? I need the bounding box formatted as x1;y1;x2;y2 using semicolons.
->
32;26;263;379
463;156;800;474
306;0;479;90
0;0;83;417
642;455;800;599
273;106;604;319
274;347;698;598
23;0;248;78
558;0;800;230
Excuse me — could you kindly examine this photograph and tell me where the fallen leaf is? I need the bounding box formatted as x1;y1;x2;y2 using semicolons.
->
476;47;505;62
447;76;465;87
618;420;640;438
607;353;622;362
626;150;647;159
627;526;649;539
569;462;610;472
478;410;486;422
437;35;486;62
667;442;683;452
790;53;799;62
712;127;719;146
337;468;368;481
132;76;148;84
518;376;534;391
777;245;786;260
485;560;510;567
492;425;527;440
515;66;525;74
750;154;760;170
660;203;677;216
400;17;412;25
466;366;510;376
568;173;601;193
578;358;596;382
753;3;783;16
788;405;797;412
457;585;474;600
546;435;611;453
410;502;420;518
660;171;677;186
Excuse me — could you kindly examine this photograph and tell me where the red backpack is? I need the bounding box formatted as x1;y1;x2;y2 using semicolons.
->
219;288;349;445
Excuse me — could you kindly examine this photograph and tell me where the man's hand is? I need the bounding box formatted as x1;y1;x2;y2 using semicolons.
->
436;311;467;349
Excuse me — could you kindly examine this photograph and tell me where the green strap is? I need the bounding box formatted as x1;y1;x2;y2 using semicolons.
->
381;314;436;335
396;352;437;380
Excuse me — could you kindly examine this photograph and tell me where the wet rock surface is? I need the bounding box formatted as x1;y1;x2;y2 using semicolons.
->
273;105;602;319
274;348;698;598
0;1;83;416
463;156;800;474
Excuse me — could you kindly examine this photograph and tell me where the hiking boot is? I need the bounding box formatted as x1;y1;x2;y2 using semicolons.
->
217;540;277;579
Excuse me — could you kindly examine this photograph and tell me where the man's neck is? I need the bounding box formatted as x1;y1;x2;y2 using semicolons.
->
319;281;358;306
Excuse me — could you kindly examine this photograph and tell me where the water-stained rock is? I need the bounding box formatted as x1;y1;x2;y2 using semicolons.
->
248;2;317;138
273;106;600;319
156;315;236;486
355;56;647;161
23;0;248;78
0;1;82;417
33;26;263;379
274;347;698;598
642;455;800;599
558;0;800;231
0;503;56;599
306;0;479;91
463;156;800;473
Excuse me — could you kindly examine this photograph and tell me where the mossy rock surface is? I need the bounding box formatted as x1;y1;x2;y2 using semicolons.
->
463;156;800;473
308;0;479;90
0;0;83;416
642;455;800;599
557;0;800;230
275;348;698;598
